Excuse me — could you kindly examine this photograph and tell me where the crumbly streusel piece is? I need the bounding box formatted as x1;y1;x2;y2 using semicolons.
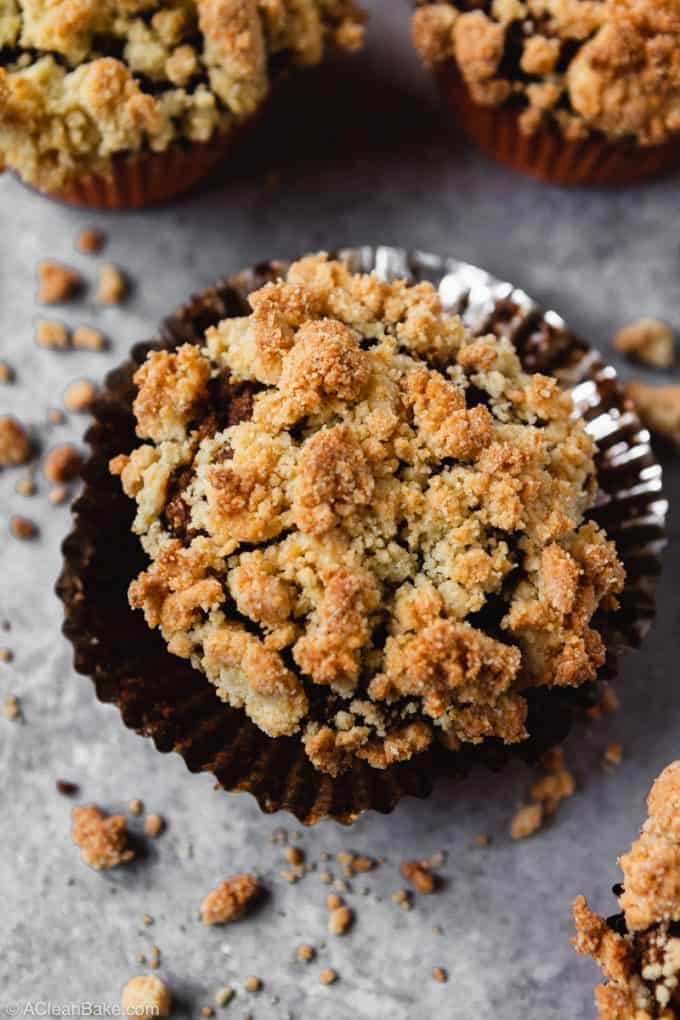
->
614;319;675;370
113;253;624;775
200;874;260;924
573;761;680;1018
627;382;680;447
412;0;680;146
71;804;135;870
0;416;31;467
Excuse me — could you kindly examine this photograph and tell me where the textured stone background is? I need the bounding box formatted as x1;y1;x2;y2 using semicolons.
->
1;4;679;1018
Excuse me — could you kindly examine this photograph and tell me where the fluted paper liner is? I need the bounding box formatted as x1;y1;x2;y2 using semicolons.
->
56;247;668;824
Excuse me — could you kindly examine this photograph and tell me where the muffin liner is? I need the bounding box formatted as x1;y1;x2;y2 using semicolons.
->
438;66;680;187
56;246;668;824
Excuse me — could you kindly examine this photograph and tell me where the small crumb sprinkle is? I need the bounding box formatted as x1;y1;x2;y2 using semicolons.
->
64;379;98;412
320;870;333;884
129;799;143;816
49;485;69;505
614;317;675;369
0;416;32;467
400;860;437;894
142;914;154;926
36;319;69;349
587;685;620;720
244;976;261;994
16;473;36;496
297;944;315;963
285;846;304;867
279;870;299;884
121;975;170;1018
320;968;338;986
391;889;412;910
73;325;107;351
37;261;82;304
326;893;343;912
475;833;492;847
136;954;146;965
433;967;448;984
71;804;135;869
47;408;66;425
10;516;38;540
602;742;624;771
0;647;13;662
200;875;260;925
56;779;79;796
44;444;82;484
149;946;160;970
201;1008;215;1018
98;263;127;304
333;878;348;893
3;693;21;720
510;803;544;840
214;986;234;1007
328;905;353;936
432;925;443;935
76;227;106;254
145;813;164;837
0;361;14;383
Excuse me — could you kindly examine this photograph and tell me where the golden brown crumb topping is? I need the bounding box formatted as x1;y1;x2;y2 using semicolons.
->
121;975;171;1019
412;1;680;146
627;382;680;447
0;415;31;467
200;873;260;924
71;804;135;869
614;319;675;370
0;0;366;191
573;762;680;1019
112;254;624;776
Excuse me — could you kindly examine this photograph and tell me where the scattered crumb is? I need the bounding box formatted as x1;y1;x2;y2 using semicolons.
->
0;416;32;467
201;1008;215;1018
326;893;343;912
16;473;36;496
73;325;108;351
49;485;69;505
336;851;375;876
71;804;135;869
320;968;338;986
391;889;412;910
56;779;79;796
36;319;69;349
149;946;161;970
320;870;333;884
47;408;66;425
10;516;38;540
328;905;353;936
244;976;261;994
44;444;82;484
129;799;143;816
64;379;98;412
510;802;544;840
297;944;315;963
37;261;82;304
121;975;170;1018
98;263;127;304
3;693;21;721
214;987;234;1007
143;914;154;926
200;875;260;925
0;361;14;383
400;860;437;894
432;967;448;984
586;684;620;720
627;380;680;446
614;317;675;369
145;813;164;837
76;227;106;254
532;748;576;817
285;846;304;867
0;647;13;662
602;742;624;771
475;834;492;847
333;878;348;893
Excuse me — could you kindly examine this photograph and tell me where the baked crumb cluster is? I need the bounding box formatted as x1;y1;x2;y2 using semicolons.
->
0;0;366;190
111;254;624;776
573;761;680;1019
412;1;680;145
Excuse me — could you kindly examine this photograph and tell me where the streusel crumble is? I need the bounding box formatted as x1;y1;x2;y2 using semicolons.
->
573;761;680;1019
111;254;624;776
0;1;366;192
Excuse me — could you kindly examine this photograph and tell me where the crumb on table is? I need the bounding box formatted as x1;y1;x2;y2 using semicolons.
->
200;875;260;925
614;317;675;369
0;416;32;467
71;804;135;870
98;263;127;305
400;860;437;893
76;228;106;254
36;319;69;349
627;380;680;446
510;803;544;840
144;813;164;837
10;516;38;540
73;325;107;351
121;975;170;1018
44;444;82;484
64;379;98;412
37;261;82;304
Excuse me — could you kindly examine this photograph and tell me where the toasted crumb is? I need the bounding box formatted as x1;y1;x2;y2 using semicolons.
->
3;693;21;720
475;834;492;847
320;968;338;986
49;485;69;506
145;813;164;837
44;444;82;484
64;379;98;412
56;779;79;796
73;325;107;351
149;946;161;970
244;976;261;994
627;381;680;446
71;804;135;869
328;905;353;936
76;228;106;254
297;944;315;963
214;986;234;1007
36;319;69;349
201;1008;214;1018
0;416;32;467
320;870;333;884
98;263;127;304
47;408;66;425
432;967;448;984
531;748;576;817
400;861;437;894
602;742;623;771
142;914;154;926
37;261;82;304
121;975;170;1018
336;851;375;876
16;473;36;496
391;889;412;910
0;647;13;662
285;846;304;867
326;893;343;911
200;875;259;925
614;317;675;369
510;803;544;840
586;684;620;720
10;516;38;540
0;361;14;383
129;799;143;816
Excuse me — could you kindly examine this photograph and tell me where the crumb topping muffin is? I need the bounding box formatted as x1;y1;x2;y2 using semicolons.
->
110;253;625;776
0;0;365;192
574;761;680;1018
412;1;680;145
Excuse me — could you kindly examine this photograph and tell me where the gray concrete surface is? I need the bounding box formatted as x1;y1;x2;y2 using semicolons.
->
1;4;679;1017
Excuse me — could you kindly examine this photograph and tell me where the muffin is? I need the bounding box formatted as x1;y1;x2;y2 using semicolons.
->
573;761;680;1018
0;1;366;209
412;1;680;186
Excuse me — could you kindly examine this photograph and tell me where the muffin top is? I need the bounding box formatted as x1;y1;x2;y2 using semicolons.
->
0;0;365;191
412;1;680;146
573;761;680;1019
111;253;624;776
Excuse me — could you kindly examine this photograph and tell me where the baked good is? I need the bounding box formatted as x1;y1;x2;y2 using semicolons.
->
0;1;365;208
573;761;680;1018
109;252;625;777
412;1;680;186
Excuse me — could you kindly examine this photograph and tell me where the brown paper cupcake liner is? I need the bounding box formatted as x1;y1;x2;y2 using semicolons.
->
438;66;680;187
56;247;668;824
